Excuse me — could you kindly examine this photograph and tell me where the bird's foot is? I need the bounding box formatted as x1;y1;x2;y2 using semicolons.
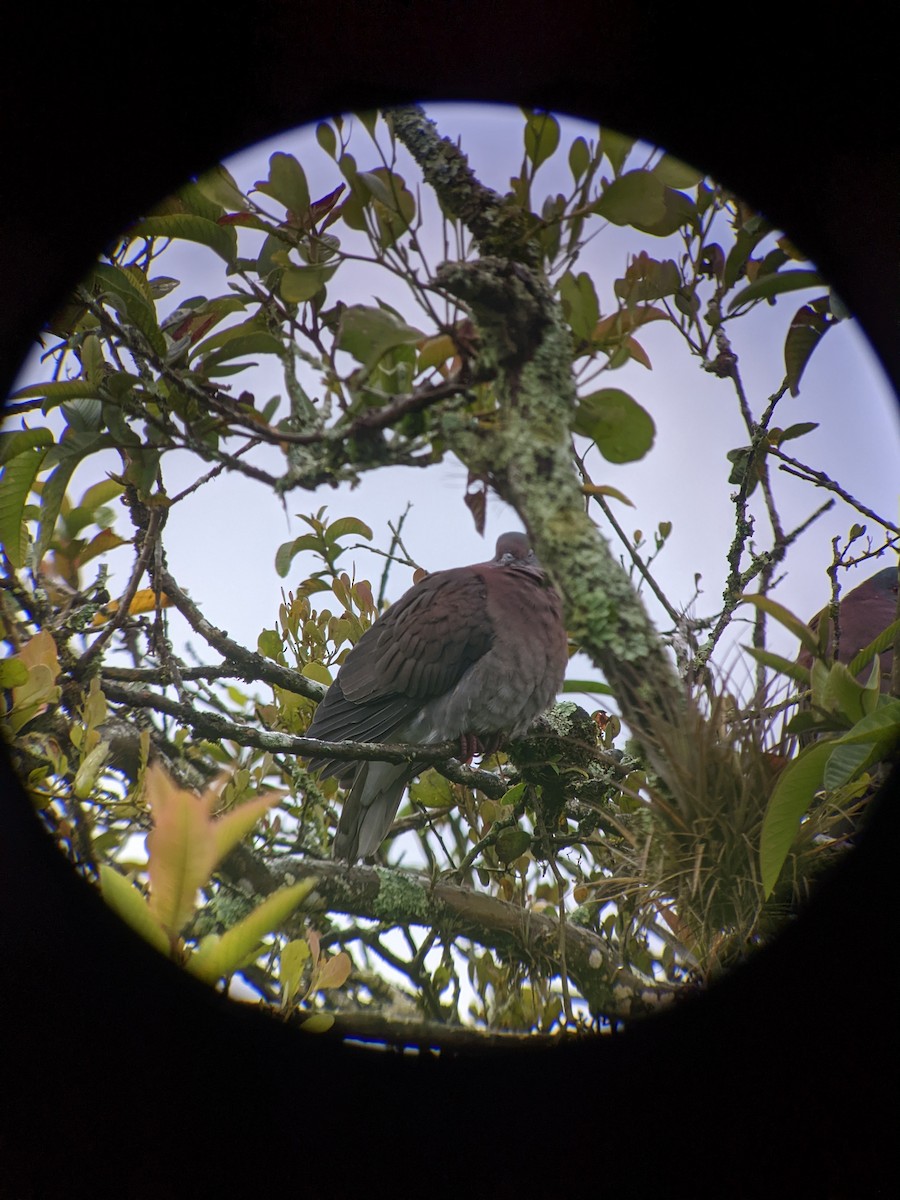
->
458;731;505;763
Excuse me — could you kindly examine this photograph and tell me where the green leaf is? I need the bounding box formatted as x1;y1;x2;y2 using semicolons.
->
558;270;600;342
355;110;379;140
35;432;112;565
562;678;615;696
573;389;655;463
592;170;667;227
0;427;54;466
256;152;310;215
325;516;373;544
10;379;102;406
358;168;416;248
737;593;821;656
500;781;528;808
336;305;423;371
651;154;704;189
274;533;321;577
824;702;900;789
760;740;833;896
129;214;237;265
821;661;870;724
822;742;872;791
772;421;819;445
316;122;338;158
191;314;281;359
74;740;110;800
847;617;900;680
632;186;696;238
495;827;532;864
784;296;831;396
600;128;634;176
830;700;900;748
0;659;30;688
281;263;338;304
524;111;560;170
189;879;318;984
194;164;248;211
568;136;591;182
0;447;49;567
727;269;824;312
99;866;170;957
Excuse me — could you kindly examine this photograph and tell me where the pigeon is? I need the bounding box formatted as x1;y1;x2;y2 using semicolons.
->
305;532;568;862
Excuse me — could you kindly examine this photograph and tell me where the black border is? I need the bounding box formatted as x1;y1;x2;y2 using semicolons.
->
2;5;897;1195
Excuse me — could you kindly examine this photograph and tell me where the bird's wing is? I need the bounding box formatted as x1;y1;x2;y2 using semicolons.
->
304;567;495;777
339;567;494;701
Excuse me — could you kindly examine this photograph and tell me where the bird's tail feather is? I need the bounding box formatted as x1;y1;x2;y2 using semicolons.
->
334;759;421;863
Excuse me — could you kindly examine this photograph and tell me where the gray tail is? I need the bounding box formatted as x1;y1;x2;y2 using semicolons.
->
333;759;419;863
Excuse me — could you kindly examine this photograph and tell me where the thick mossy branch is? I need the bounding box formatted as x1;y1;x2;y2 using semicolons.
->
386;102;710;788
225;847;675;1020
385;104;541;268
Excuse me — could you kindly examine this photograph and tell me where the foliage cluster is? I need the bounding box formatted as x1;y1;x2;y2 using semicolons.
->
2;106;897;1042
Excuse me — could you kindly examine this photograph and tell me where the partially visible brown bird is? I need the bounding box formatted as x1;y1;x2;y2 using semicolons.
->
799;565;898;687
305;532;569;863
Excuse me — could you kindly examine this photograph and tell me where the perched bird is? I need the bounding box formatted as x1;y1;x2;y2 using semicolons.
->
798;565;898;687
305;532;569;863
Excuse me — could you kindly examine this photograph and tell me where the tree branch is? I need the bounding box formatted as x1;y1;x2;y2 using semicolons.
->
100;678;507;794
225;846;678;1021
154;567;324;700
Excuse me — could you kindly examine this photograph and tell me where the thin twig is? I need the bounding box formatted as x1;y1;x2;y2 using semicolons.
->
771;448;900;533
74;507;163;674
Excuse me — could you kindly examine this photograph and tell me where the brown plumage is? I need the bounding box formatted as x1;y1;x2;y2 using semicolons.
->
305;532;568;862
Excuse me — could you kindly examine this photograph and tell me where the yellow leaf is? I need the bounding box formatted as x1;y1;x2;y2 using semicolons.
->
91;589;171;625
279;938;312;1009
315;950;352;991
210;788;285;864
188;880;318;984
8;662;61;734
74;740;110;799
417;333;456;371
300;1014;335;1034
145;766;217;937
144;765;285;938
127;588;170;615
99;865;170;956
301;660;333;686
17;629;60;679
581;483;635;507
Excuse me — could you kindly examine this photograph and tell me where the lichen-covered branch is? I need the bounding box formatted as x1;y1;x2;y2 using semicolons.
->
225;846;677;1020
389;105;689;769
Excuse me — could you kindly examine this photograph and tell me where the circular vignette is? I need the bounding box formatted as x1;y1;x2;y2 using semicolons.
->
1;9;897;1198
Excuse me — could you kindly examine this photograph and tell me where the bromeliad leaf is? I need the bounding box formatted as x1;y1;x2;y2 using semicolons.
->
737;593;821;656
760;740;832;896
